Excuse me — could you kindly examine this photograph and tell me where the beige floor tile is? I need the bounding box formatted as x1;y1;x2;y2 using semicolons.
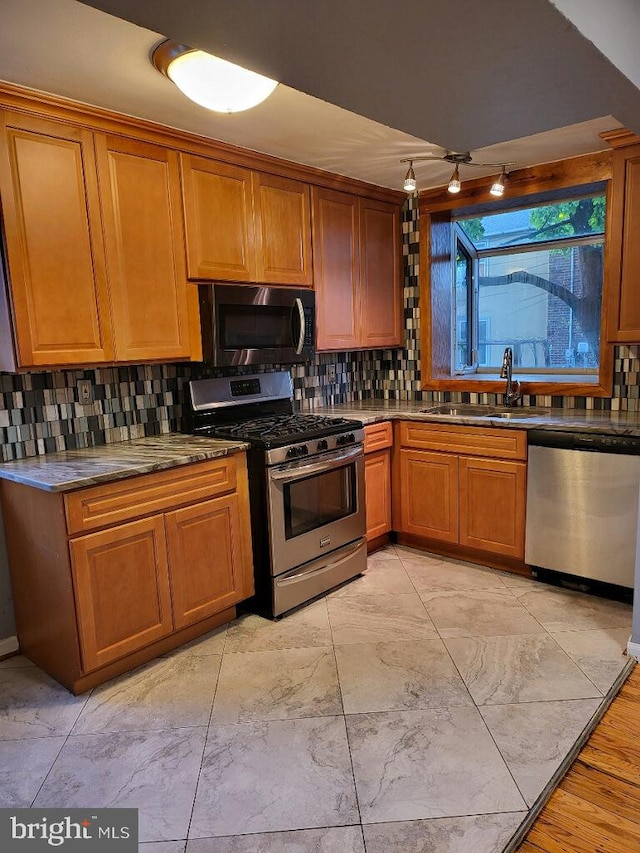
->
402;557;506;593
362;812;525;853
514;587;632;632
211;647;342;723
34;727;207;843
480;698;601;805
548;627;631;692
0;736;65;806
330;559;415;597
0;654;35;669
0;667;88;740
190;717;358;837
444;634;602;705
420;589;546;638
335;639;472;713
140;843;186;853
327;593;437;645
72;653;222;734
347;707;525;822
186;826;365;852
225;601;332;653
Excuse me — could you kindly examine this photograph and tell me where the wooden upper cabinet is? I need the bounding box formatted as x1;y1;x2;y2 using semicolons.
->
180;154;256;281
313;187;402;351
95;134;201;362
180;157;312;287
0;111;113;370
313;187;360;350
253;172;313;286
359;197;403;348
606;141;640;341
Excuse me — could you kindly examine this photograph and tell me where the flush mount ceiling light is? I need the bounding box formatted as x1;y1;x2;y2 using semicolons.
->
152;39;279;114
401;152;515;195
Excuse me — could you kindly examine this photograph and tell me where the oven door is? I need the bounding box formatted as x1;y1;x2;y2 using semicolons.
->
266;444;365;576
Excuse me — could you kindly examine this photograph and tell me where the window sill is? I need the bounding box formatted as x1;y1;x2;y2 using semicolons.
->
422;373;611;397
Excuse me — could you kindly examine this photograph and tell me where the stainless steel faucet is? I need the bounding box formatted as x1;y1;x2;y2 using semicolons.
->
500;347;521;407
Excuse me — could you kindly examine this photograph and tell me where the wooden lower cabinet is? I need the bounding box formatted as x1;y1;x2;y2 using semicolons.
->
397;449;458;543
165;493;246;629
1;454;254;693
363;422;393;543
393;422;527;562
70;516;174;672
458;456;526;558
365;450;392;540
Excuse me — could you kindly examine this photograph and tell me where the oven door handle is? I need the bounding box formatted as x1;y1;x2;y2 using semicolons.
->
269;445;362;481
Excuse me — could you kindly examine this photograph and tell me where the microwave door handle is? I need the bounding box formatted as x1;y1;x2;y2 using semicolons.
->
269;445;362;482
293;297;305;355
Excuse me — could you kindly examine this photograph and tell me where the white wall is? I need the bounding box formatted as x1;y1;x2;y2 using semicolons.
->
552;0;640;91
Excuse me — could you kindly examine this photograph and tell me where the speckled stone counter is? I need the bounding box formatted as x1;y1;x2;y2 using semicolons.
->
307;399;640;435
0;434;249;492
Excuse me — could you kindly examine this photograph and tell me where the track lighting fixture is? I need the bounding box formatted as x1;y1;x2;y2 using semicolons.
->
400;152;515;195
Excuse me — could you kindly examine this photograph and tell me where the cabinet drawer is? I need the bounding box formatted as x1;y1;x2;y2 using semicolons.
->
364;421;393;453
399;421;527;461
65;456;238;535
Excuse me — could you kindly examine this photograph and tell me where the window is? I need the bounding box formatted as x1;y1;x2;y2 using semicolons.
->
420;154;614;397
453;192;606;375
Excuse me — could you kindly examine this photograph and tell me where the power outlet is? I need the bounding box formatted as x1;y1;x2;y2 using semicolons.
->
326;364;337;383
77;379;93;404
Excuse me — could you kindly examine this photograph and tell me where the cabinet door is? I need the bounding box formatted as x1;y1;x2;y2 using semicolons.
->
165;493;252;629
69;516;173;672
398;448;458;542
608;144;640;341
181;154;256;281
365;449;391;540
0;111;113;368
312;187;360;350
252;173;313;286
459;456;526;558
95;134;201;362
359;198;403;348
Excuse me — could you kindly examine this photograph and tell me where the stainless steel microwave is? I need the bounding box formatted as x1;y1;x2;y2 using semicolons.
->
199;284;315;366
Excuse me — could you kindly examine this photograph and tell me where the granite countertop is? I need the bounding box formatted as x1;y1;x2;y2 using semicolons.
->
4;402;640;494
307;399;640;435
0;434;249;492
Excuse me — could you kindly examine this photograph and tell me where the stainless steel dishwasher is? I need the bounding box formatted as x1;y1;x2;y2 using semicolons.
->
525;430;640;589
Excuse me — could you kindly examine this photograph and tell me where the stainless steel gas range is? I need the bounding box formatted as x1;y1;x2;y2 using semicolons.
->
185;372;366;616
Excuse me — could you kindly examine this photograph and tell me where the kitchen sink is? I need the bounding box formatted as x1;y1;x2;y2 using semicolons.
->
419;404;551;419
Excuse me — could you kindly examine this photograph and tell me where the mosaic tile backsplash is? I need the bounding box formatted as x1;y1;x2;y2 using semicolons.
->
1;194;639;463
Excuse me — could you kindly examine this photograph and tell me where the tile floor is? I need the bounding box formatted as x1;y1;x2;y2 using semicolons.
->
0;545;633;852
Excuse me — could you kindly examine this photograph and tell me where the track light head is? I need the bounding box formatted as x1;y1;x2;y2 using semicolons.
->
490;168;507;197
403;161;417;193
447;165;461;194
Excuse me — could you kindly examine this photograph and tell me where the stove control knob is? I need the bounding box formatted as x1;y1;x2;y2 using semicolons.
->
317;439;329;452
287;444;309;458
336;433;355;446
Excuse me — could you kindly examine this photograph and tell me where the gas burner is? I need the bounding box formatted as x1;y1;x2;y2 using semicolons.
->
207;413;356;446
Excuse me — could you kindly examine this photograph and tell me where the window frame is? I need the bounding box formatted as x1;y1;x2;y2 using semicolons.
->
419;151;614;397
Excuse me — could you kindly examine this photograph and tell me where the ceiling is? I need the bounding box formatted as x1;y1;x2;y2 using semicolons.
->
0;0;637;191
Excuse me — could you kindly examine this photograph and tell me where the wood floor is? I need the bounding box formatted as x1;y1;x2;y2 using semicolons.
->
515;661;640;853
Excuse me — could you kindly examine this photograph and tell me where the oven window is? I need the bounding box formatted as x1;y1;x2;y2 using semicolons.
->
283;464;357;539
219;304;292;349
